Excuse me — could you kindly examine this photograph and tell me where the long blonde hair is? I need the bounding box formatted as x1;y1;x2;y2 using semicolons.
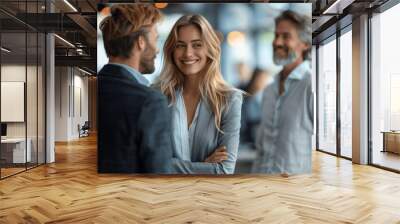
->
155;14;232;131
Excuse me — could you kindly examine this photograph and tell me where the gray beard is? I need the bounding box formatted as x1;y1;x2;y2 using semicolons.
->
273;50;297;66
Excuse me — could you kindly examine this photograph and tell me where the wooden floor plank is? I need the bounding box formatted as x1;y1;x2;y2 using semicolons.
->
0;135;400;223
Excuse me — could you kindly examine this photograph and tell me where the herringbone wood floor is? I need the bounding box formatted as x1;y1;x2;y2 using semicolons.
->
1;135;400;223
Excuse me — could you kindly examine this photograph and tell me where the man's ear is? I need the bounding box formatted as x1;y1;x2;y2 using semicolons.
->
136;35;146;51
305;43;311;51
300;40;310;51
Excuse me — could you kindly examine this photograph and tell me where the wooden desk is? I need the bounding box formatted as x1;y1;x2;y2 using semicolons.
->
382;131;400;154
1;138;31;163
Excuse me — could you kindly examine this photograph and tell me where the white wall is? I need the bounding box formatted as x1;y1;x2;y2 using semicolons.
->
1;64;46;164
55;66;69;141
1;66;26;135
1;65;38;137
1;65;27;143
55;67;89;141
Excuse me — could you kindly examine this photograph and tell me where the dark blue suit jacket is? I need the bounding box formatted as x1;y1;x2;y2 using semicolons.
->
97;64;173;173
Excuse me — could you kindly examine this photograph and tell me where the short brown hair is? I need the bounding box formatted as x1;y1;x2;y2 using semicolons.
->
100;4;162;58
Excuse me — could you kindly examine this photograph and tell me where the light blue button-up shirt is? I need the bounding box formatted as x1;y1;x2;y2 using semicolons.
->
252;60;314;174
172;89;200;161
109;63;150;87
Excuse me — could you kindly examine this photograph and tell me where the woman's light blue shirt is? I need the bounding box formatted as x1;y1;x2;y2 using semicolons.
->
170;89;243;174
172;89;200;161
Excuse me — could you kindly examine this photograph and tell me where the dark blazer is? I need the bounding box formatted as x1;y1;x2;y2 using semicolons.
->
97;64;173;173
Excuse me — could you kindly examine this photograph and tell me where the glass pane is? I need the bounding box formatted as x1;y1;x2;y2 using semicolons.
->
1;31;27;177
27;31;38;169
312;46;317;150
27;0;39;168
340;29;352;158
318;37;337;154
371;3;400;171
0;0;46;178
38;32;45;165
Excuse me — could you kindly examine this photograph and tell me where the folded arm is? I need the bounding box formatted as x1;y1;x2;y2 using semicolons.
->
172;91;243;174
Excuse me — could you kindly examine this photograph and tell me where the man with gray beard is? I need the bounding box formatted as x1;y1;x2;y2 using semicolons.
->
252;10;313;175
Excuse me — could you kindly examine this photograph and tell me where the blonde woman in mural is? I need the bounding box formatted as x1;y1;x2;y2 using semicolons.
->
155;14;243;174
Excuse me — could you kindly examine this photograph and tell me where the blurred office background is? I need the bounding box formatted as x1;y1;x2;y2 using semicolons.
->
97;3;311;84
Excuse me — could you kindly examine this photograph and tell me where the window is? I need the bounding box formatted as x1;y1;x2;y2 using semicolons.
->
371;2;400;171
340;29;352;158
318;36;337;154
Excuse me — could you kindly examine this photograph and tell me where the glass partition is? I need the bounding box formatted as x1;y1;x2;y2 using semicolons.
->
0;0;46;179
27;29;38;169
1;30;28;177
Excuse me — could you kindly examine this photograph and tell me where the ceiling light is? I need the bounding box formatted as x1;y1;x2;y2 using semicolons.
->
63;0;78;12
100;6;110;16
323;0;341;14
155;3;168;9
78;67;93;76
322;0;354;15
54;34;75;48
1;47;11;53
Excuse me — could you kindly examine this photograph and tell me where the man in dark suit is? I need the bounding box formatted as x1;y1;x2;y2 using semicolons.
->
98;4;172;173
